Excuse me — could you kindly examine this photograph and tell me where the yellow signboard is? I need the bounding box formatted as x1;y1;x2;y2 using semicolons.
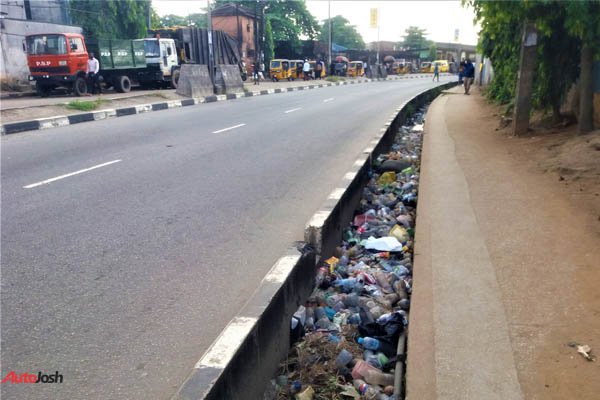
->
370;8;378;28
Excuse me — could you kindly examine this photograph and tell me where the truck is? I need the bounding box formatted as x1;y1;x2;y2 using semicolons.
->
135;37;180;89
26;33;179;96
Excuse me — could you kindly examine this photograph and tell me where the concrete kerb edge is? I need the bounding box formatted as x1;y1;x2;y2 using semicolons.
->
172;247;317;400
0;77;457;135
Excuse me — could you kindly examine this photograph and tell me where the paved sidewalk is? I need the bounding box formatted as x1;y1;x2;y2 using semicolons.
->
407;87;600;399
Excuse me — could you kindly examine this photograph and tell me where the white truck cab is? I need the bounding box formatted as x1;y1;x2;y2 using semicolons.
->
136;38;180;88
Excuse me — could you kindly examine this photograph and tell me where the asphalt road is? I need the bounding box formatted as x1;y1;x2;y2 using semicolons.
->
1;77;451;400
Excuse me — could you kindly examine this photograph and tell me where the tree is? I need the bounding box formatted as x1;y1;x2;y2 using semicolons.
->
428;43;438;61
565;1;600;133
70;0;151;39
467;0;598;132
401;26;430;51
159;13;207;28
264;17;275;64
214;0;320;55
319;15;365;50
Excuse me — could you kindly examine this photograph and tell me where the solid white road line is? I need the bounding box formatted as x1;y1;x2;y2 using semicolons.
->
212;123;246;134
323;97;334;103
284;107;302;114
23;159;122;189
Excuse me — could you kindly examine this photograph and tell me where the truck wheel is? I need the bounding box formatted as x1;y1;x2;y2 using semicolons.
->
115;76;131;93
73;77;88;96
35;82;52;97
171;69;180;89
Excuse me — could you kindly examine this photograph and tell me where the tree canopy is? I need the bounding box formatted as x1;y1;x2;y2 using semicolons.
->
467;0;599;130
158;13;207;28
214;0;319;41
319;15;365;50
213;0;319;59
70;0;151;39
401;26;431;51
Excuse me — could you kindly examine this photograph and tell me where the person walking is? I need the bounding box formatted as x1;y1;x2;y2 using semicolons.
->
433;62;440;82
463;58;475;95
86;52;101;94
253;60;260;85
315;60;323;79
302;59;310;81
259;61;265;81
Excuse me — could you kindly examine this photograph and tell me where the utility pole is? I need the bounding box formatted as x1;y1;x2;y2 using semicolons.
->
254;1;259;63
512;23;537;136
328;0;331;67
147;2;151;32
207;0;215;81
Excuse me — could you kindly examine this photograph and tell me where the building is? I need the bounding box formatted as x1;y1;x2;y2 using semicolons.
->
433;42;477;63
1;0;82;86
211;3;259;66
367;41;398;52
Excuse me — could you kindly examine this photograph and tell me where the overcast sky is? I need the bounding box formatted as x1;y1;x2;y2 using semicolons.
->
152;0;480;45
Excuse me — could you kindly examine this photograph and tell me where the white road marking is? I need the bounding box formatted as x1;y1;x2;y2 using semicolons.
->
323;97;334;103
212;123;246;133
284;107;302;114
23;160;122;189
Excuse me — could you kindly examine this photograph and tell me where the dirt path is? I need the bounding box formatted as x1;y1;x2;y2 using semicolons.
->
445;86;600;399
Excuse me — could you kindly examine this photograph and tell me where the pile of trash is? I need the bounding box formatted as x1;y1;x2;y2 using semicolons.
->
266;109;428;400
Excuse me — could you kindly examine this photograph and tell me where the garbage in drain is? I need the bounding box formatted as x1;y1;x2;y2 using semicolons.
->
267;109;428;400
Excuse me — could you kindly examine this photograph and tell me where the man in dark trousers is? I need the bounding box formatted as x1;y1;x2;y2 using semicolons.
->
463;58;475;95
86;52;101;94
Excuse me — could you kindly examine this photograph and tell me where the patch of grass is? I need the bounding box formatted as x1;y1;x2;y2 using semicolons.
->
66;98;107;111
325;76;345;83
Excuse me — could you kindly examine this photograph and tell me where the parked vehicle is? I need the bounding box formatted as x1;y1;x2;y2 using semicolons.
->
26;33;181;96
419;62;432;73
270;59;291;81
347;61;363;78
290;60;304;80
135;37;180;88
431;60;450;73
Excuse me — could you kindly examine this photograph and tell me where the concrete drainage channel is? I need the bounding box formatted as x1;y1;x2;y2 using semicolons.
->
172;82;457;400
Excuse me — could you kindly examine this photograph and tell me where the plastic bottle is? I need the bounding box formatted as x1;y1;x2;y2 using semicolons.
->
351;359;380;380
313;307;326;321
335;349;353;367
364;350;389;369
315;267;329;288
358;337;397;356
362;368;395;387
352;379;381;399
358;337;381;351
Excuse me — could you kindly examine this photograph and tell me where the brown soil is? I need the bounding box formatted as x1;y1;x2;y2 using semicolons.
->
448;86;600;400
494;107;600;236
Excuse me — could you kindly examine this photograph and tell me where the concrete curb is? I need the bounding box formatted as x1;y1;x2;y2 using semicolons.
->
1;74;451;135
170;80;458;400
172;248;316;400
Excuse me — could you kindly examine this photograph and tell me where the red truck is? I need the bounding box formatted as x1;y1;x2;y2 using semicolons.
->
26;33;150;96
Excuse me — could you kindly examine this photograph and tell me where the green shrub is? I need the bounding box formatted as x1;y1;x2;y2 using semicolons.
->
66;99;106;111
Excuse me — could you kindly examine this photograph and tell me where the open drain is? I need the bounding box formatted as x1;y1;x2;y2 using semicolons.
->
265;106;429;400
